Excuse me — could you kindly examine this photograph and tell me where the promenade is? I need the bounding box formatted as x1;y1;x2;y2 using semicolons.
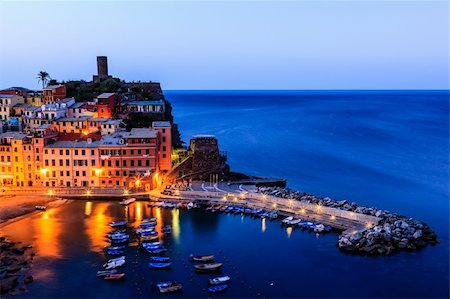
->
0;183;380;232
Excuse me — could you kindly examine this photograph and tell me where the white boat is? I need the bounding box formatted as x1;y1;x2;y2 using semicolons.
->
288;219;302;225
187;202;194;209
209;276;231;285
119;198;136;206
103;259;125;269
282;216;293;224
35;205;46;211
107;256;125;263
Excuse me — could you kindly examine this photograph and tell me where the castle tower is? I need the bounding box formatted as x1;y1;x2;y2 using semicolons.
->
93;56;111;82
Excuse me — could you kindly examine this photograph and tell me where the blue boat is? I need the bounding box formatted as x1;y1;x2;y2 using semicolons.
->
146;247;167;254
148;262;171;269
150;256;170;262
106;249;124;255
208;284;228;293
109;220;127;227
104;245;125;251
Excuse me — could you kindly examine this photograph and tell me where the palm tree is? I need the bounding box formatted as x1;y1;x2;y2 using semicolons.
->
37;71;50;90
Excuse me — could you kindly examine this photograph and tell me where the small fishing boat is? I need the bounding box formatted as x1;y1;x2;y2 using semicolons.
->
109;220;127;227
119;197;136;206
144;241;163;247
190;254;214;262
150;256;170;262
282;216;293;224
148;262;171;269
140;235;159;242
187;202;194;209
208;284;228;293
109;233;129;239
106;249;124;255
106;256;125;263
104;245;125;251
209;276;231;285
146;247;167;254
96;269;118;277
104;273;125;280
157;282;182;293
35;205;46;211
194;263;222;272
141;218;156;223
139;230;158;236
103;259;125;270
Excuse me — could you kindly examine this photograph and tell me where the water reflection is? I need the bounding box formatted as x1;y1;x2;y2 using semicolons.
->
261;218;266;233
84;201;92;216
33;209;61;258
84;202;112;250
135;202;143;222
171;208;180;243
286;226;292;238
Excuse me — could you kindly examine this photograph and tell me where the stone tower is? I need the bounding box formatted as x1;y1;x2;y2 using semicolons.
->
93;56;110;82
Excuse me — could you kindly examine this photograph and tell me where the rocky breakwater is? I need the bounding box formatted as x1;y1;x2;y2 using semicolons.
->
0;236;34;295
257;186;438;255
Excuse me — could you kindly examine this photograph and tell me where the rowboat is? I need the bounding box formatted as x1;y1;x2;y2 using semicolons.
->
148;262;171;269
106;249;124;255
194;263;222;272
104;245;125;251
208;284;228;293
140;235;158;242
146;247;167;254
107;256;125;263
119;198;136;206
157;282;182;293
104;273;125;280
109;220;127;227
35;206;46;211
103;259;125;270
143;241;163;247
96;269;118;277
150;256;170;262
190;254;214;262
141;218;156;223
282;216;293;224
209;276;230;285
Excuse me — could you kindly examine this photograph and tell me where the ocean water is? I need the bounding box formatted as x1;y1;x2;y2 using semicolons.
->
1;90;448;298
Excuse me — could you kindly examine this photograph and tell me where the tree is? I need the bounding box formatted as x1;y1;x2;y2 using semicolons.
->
37;71;50;90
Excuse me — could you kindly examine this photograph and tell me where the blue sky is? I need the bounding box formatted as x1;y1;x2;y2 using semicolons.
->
0;1;448;90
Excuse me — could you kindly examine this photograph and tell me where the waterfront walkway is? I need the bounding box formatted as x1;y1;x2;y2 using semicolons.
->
1;184;379;232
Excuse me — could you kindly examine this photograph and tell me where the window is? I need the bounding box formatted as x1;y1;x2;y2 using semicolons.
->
91;150;95;155
162;137;166;142
59;160;63;166
163;154;166;158
123;171;127;176
60;171;64;176
131;160;134;166
162;129;166;133
75;150;78;155
82;150;85;155
138;149;141;155
123;160;127;167
66;159;70;166
138;160;142;167
82;171;86;176
59;150;63;155
145;149;149;155
45;160;49;166
107;161;111;167
76;171;79;176
116;171;119;176
115;160;119;167
146;160;149;166
130;150;134;155
66;171;70;176
44;149;48;154
91;160;95;166
66;150;69;155
162;146;166;151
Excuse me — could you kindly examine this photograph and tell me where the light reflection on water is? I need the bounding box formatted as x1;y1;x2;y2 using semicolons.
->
33;209;61;258
84;202;111;250
286;226;292;238
171;208;180;243
261;218;266;233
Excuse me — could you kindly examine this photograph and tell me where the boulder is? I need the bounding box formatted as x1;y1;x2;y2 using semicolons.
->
413;230;423;239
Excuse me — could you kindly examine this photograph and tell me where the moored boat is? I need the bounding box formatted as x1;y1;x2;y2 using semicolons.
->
209;276;230;285
190;254;214;262
150;256;170;262
35;205;46;211
146;247;167;254
109;220;127;227
106;249;124;255
148;262;171;269
103;259;125;270
208;284;228;293
194;263;222;272
96;269;118;277
104;273;125;280
157;282;182;293
119;197;136;206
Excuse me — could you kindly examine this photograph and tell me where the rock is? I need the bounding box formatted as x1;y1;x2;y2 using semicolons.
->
11;248;25;255
0;276;18;293
24;275;33;284
413;230;423;239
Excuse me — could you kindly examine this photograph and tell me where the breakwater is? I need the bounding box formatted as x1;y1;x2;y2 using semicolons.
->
257;186;438;255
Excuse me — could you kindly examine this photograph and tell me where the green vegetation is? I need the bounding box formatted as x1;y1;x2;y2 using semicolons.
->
36;71;50;89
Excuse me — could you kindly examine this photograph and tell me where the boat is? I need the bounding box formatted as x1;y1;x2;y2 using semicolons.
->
119;197;136;206
194;263;222;272
190;254;214;262
139;230;158;236
148;262;171;269
150;256;170;262
35;205;46;211
143;241;163;247
104;245;125;251
104;273;125;280
187;202;194;209
288;219;302;226
141;218;156;223
109;233;129;239
146;247;167;254
106;256;125;263
282;216;293;224
157;282;182;293
106;249;124;255
140;235;159;242
209;276;230;285
103;259;125;270
208;284;228;293
96;269;118;277
109;220;127;227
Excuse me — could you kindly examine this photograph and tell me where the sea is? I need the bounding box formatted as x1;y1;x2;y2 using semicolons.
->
1;90;449;298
